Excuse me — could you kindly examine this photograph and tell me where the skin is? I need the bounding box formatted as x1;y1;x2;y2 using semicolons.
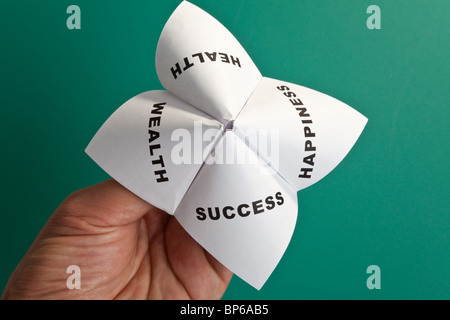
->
1;179;232;300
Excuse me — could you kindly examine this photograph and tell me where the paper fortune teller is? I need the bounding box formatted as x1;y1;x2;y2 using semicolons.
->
86;1;367;289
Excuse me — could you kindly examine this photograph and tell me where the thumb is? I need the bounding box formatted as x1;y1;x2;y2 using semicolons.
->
54;179;157;227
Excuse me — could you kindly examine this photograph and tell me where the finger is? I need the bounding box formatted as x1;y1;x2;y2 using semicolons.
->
165;218;232;299
204;251;233;285
56;179;157;227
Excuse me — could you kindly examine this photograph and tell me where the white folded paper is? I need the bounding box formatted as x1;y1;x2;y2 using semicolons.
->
86;1;367;289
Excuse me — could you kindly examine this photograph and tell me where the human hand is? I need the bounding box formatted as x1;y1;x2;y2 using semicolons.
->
1;179;232;300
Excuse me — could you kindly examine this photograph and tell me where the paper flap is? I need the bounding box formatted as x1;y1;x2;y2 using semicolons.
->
155;1;262;121
85;90;222;214
234;77;368;191
174;132;298;289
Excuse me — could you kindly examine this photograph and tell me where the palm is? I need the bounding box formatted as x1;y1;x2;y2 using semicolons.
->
2;180;231;300
105;212;232;299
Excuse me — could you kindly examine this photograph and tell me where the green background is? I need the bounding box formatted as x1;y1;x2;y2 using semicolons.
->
1;0;449;299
